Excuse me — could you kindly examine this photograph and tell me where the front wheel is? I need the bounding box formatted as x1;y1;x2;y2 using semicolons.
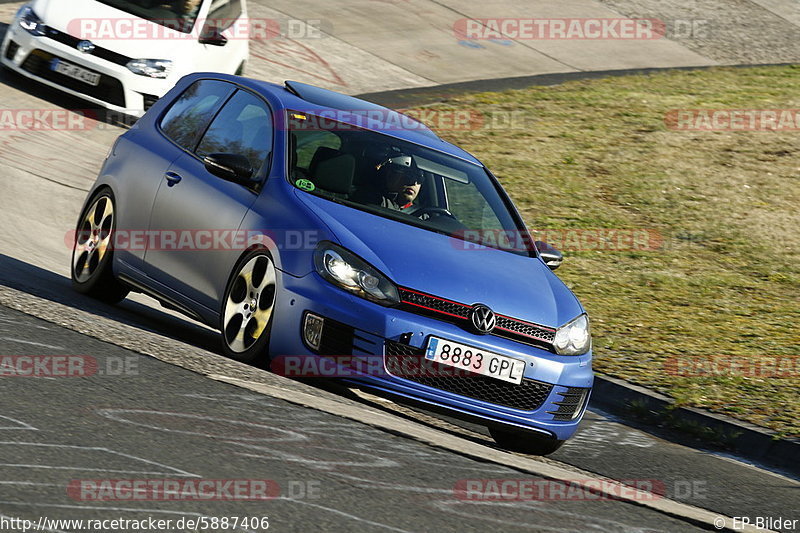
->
220;251;277;364
70;190;129;304
489;427;565;455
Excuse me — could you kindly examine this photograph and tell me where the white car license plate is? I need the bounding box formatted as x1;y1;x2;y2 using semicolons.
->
51;59;101;86
425;336;526;385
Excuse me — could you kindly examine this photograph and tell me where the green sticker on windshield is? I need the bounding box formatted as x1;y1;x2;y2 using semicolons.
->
296;179;316;192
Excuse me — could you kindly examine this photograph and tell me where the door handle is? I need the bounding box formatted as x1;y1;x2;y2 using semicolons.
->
164;171;182;186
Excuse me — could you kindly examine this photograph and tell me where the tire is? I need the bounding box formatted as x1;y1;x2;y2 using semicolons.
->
235;61;246;76
219;250;277;364
489;427;565;455
70;188;129;304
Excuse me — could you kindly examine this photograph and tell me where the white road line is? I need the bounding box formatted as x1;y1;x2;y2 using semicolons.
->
0;337;65;350
0;442;199;478
0;415;38;430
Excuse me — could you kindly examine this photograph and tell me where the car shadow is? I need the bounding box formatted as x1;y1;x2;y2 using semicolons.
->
0;22;136;128
0;253;222;355
0;254;389;410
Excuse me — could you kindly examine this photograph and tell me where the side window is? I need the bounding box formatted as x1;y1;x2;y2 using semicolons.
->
160;80;233;150
292;130;342;171
196;90;273;175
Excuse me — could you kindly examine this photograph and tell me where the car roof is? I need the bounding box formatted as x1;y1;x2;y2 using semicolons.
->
184;73;483;166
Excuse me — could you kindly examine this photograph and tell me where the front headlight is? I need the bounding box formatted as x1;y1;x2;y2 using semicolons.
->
554;314;591;355
18;5;46;36
126;59;173;78
314;242;399;306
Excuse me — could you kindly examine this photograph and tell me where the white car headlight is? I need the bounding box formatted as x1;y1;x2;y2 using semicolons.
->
314;242;399;306
126;59;173;79
18;5;46;36
554;314;591;355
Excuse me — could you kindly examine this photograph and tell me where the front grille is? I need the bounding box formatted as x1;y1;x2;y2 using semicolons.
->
5;40;19;61
400;288;470;319
547;387;590;421
20;49;126;107
495;315;556;344
318;318;355;356
398;287;557;352
43;26;131;66
384;340;554;411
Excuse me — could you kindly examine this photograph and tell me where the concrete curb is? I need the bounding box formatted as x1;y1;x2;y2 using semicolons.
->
357;63;799;107
592;374;800;476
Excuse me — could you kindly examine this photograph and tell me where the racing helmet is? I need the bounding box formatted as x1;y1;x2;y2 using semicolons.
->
376;154;423;185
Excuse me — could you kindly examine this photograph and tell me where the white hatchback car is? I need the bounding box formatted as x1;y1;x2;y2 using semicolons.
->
1;0;249;115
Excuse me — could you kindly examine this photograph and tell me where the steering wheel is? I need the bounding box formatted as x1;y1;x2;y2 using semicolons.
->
412;206;456;219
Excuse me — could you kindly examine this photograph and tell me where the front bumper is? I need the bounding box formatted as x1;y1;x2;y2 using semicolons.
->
271;271;594;441
1;23;174;115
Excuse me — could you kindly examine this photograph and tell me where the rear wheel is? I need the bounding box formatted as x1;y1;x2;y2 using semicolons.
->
70;189;129;304
489;427;565;455
220;251;277;364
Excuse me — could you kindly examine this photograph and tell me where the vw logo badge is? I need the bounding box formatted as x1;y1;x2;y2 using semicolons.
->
470;304;496;334
77;40;96;54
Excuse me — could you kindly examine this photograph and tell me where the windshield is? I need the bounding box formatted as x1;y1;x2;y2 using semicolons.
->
287;113;534;257
94;0;203;33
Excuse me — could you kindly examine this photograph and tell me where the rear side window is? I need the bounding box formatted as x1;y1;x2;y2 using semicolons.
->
293;130;342;171
160;80;234;150
196;90;273;175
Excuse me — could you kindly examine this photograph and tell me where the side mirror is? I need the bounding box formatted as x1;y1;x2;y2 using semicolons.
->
199;28;228;46
203;153;253;185
535;241;563;270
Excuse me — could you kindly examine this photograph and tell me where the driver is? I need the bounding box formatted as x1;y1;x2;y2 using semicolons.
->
372;154;423;213
161;0;202;32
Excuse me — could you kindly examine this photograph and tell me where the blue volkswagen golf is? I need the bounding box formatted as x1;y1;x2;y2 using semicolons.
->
71;72;593;454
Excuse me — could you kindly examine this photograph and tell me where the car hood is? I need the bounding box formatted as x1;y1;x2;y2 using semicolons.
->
296;192;585;329
34;0;197;62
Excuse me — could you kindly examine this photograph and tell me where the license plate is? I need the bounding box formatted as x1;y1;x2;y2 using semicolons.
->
425;336;526;385
51;59;101;86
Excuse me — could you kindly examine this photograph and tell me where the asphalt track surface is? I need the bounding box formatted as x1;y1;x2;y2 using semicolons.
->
1;0;799;531
0;304;716;533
